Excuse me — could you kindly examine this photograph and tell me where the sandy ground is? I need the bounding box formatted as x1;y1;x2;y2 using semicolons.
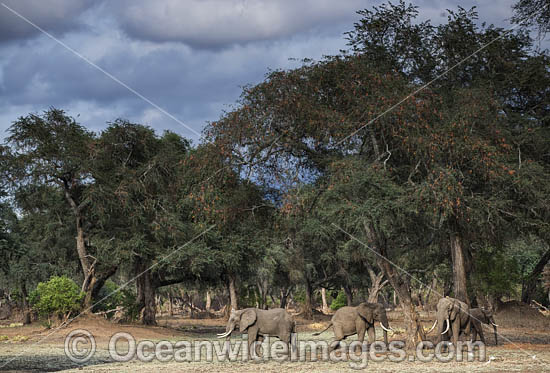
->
0;305;548;372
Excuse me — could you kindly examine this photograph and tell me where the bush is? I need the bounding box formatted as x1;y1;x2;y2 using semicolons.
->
330;291;347;311
29;276;83;318
93;281;137;320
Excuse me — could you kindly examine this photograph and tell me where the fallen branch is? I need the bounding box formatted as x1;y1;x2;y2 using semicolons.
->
531;300;549;312
94;306;124;317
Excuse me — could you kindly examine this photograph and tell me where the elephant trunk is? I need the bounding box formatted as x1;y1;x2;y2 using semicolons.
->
492;324;498;346
380;314;390;345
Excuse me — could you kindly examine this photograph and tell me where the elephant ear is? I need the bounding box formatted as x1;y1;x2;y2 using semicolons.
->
357;303;374;324
450;300;459;320
239;309;257;331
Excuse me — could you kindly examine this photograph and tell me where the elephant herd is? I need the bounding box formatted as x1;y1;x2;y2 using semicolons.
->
427;296;498;346
218;297;498;353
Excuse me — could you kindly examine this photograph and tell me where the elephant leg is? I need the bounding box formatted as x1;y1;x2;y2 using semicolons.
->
451;320;460;345
255;335;265;357
355;321;367;353
478;327;485;344
278;331;292;357
470;323;478;343
463;319;471;341
247;327;259;357
330;324;345;352
367;325;375;345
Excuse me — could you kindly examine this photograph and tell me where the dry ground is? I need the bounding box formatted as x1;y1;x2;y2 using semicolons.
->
0;302;548;372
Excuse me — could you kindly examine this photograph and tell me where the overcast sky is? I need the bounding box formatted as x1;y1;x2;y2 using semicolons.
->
0;0;522;143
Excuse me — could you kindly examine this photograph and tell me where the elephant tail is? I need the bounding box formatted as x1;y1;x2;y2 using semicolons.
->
312;322;332;336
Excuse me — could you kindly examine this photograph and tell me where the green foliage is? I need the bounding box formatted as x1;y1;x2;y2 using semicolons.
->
1;3;549;324
292;289;306;305
330;291;347;311
29;276;83;318
512;0;550;35
471;247;522;299
92;281;137;319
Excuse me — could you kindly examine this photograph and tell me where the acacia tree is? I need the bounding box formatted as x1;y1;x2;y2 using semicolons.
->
276;187;345;318
512;0;550;36
204;52;438;329
204;6;550;344
89;121;208;325
2;109;117;309
346;2;550;304
182;144;273;314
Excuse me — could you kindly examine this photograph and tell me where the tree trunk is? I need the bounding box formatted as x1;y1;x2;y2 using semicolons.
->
228;273;238;312
20;282;31;325
168;291;174;316
74;215;96;312
364;221;425;350
343;284;353;306
424;276;437;308
135;259;157;325
367;268;387;303
65;190;94;311
257;278;268;309
321;287;329;314
522;246;550;303
303;280;314;319
205;290;212;311
450;232;469;304
279;287;291;309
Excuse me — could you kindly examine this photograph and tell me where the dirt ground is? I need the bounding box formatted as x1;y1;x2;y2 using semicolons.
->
0;302;549;372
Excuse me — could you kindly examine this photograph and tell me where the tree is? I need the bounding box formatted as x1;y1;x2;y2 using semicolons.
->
90;121;201;325
345;1;550;304
512;0;550;36
2;109;116;310
184;144;273;314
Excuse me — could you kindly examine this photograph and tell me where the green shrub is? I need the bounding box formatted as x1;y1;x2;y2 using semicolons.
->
293;289;306;305
29;276;83;318
330;291;347;311
471;247;522;300
93;280;137;319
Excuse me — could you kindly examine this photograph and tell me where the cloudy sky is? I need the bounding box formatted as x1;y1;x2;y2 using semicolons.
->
0;0;521;143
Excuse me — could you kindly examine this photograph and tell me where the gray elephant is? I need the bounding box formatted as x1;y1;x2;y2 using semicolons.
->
217;308;295;355
427;296;471;345
313;302;392;349
469;307;498;345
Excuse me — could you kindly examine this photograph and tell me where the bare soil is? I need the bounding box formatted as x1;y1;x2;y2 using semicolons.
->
0;304;549;372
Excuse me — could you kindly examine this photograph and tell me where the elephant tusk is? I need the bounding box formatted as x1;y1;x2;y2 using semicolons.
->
441;319;450;335
491;322;499;327
426;320;437;333
217;330;232;338
379;322;393;333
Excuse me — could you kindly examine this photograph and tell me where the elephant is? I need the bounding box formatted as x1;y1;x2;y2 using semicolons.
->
313;302;392;350
427;296;471;345
217;308;295;356
469;307;498;345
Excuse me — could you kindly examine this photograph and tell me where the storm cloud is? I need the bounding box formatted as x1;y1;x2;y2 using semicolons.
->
0;0;95;42
0;0;520;142
113;0;365;49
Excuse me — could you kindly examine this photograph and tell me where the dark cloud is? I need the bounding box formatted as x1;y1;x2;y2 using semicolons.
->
0;0;95;42
113;0;365;49
0;0;527;144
